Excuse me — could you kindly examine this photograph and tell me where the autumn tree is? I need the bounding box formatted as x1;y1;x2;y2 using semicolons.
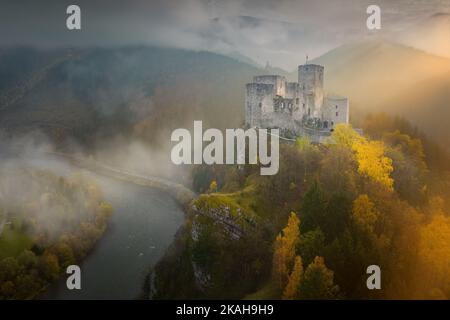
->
38;252;60;281
383;130;428;204
272;212;300;290
298;256;339;299
329;124;394;191
295;137;320;185
319;145;358;197
95;202;113;227
353;139;394;191
14;274;42;299
327;123;363;148
0;257;19;283
295;136;311;151
208;180;218;193
282;256;303;299
352;194;379;233
416;213;450;298
17;250;38;270
53;243;76;269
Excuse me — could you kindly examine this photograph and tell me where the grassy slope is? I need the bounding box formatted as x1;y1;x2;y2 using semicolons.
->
0;219;33;260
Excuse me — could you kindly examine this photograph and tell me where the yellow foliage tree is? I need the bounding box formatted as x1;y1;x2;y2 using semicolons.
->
208;180;218;193
282;256;303;299
298;256;339;299
417;214;450;298
330;124;394;190
295;136;312;151
353;140;394;190
273;212;300;290
95;202;113;227
327;123;363;148
352;194;380;232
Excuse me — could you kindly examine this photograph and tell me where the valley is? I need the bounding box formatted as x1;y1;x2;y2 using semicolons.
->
0;36;449;300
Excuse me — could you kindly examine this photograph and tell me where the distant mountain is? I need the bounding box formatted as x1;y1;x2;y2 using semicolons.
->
0;47;69;92
0;46;262;147
226;51;261;67
1;42;448;151
394;13;450;58
308;40;450;149
310;40;449;107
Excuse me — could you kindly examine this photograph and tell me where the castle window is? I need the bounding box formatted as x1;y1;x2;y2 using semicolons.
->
302;103;305;109
335;105;338;109
258;103;262;108
296;98;299;104
336;111;339;117
308;108;311;116
331;121;334;126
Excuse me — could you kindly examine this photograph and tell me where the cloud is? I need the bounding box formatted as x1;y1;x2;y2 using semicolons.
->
0;0;448;69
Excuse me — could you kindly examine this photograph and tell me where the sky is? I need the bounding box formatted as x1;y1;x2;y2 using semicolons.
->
0;0;448;70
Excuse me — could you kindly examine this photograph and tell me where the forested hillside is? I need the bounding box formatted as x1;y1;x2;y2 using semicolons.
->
150;114;450;300
0;46;263;148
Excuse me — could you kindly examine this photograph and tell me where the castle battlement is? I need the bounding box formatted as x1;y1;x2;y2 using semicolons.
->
245;63;349;142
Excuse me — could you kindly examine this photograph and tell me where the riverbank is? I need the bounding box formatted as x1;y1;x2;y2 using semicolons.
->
35;160;186;300
0;150;188;300
0;165;113;300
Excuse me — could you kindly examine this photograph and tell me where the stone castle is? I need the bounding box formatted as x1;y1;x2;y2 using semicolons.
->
245;64;349;142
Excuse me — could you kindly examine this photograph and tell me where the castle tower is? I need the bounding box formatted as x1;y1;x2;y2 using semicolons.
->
253;75;286;96
245;83;275;128
298;64;324;117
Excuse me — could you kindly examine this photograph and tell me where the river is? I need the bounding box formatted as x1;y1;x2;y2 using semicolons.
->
23;156;185;300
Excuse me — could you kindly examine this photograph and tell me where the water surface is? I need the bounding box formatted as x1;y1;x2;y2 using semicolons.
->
27;157;184;299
